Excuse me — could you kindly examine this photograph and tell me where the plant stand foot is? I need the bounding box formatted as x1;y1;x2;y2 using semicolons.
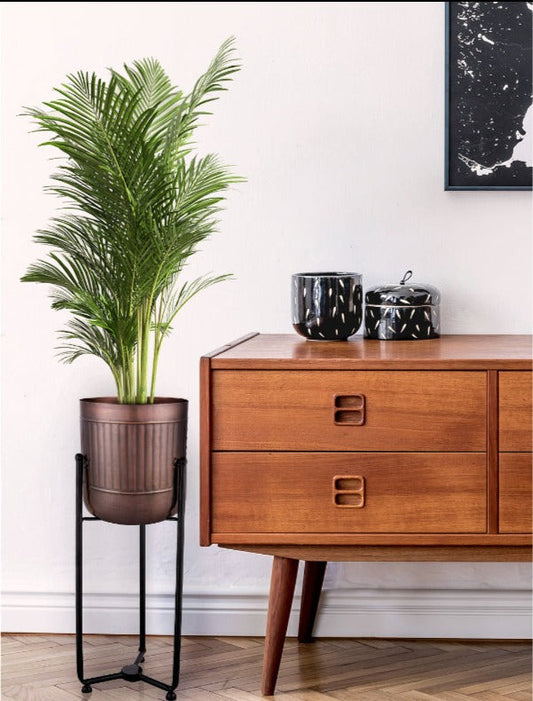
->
166;692;177;700
122;663;142;681
81;684;92;693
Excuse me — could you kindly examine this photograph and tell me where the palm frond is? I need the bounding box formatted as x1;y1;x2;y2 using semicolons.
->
22;39;243;403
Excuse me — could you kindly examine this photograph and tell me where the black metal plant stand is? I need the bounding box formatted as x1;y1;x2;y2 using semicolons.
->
75;453;186;700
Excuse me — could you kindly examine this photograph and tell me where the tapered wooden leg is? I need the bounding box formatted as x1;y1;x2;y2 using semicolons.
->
262;556;299;696
298;561;327;643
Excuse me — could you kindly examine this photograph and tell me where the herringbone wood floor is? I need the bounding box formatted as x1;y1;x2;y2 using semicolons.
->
1;635;531;700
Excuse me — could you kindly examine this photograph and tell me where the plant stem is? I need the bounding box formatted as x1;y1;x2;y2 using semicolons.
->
136;307;144;402
118;344;127;404
112;367;124;403
127;353;136;403
135;302;151;403
118;342;136;404
142;308;152;402
149;323;162;403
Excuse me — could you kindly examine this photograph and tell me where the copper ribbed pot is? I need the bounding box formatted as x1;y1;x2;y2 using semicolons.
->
80;397;187;525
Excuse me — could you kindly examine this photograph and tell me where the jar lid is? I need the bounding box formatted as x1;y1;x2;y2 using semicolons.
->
365;270;440;307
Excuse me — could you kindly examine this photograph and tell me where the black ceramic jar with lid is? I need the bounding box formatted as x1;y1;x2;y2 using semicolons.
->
364;271;440;340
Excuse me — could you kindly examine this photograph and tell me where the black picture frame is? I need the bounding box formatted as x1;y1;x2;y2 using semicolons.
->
445;2;532;190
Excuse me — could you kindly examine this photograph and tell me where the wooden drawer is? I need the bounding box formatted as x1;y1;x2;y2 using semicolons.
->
211;370;486;451
499;371;532;451
499;453;532;533
212;453;487;534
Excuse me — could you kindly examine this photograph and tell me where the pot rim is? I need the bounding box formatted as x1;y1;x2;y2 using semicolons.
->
80;396;187;405
80;396;188;422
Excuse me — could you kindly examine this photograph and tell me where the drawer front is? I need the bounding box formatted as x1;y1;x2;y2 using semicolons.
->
211;370;486;451
211;453;487;534
499;371;532;451
499;453;532;533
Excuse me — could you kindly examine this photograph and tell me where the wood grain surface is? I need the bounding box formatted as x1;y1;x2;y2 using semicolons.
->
209;334;533;370
212;452;487;535
2;634;531;700
499;453;533;534
499;371;533;451
201;334;532;696
222;544;533;562
200;355;212;547
262;557;299;695
211;370;487;452
213;533;531;546
487;371;499;533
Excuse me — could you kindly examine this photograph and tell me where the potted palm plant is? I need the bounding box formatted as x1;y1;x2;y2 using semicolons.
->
22;39;242;525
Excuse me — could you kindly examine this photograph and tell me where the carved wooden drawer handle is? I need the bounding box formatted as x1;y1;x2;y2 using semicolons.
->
333;475;365;508
334;394;365;425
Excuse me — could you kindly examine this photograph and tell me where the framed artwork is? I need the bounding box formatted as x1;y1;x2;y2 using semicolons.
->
445;2;532;190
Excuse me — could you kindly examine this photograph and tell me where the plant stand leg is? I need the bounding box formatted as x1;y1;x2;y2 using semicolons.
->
137;457;186;700
121;525;147;676
137;525;146;664
76;453;122;692
75;454;84;688
75;455;186;700
75;454;91;693
171;456;186;693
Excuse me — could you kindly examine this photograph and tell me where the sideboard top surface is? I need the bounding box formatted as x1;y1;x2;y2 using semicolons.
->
207;334;533;370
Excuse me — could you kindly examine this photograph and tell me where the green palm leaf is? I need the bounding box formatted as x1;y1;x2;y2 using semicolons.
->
22;38;243;403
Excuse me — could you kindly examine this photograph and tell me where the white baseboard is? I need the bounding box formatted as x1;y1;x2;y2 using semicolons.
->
2;588;531;638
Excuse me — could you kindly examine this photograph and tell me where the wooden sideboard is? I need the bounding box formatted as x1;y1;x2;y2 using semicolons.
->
200;334;532;695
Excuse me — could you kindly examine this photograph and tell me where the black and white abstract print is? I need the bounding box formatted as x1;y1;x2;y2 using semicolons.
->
447;2;532;189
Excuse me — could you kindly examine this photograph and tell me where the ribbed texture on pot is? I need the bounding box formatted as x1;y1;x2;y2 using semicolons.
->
80;397;187;525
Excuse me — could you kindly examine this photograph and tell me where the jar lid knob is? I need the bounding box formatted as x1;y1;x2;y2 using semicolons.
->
400;270;413;285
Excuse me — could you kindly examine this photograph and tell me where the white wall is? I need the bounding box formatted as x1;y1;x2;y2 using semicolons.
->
2;2;531;637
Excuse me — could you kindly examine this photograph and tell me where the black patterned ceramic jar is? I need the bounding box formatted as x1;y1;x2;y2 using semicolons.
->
364;271;440;340
292;272;363;341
